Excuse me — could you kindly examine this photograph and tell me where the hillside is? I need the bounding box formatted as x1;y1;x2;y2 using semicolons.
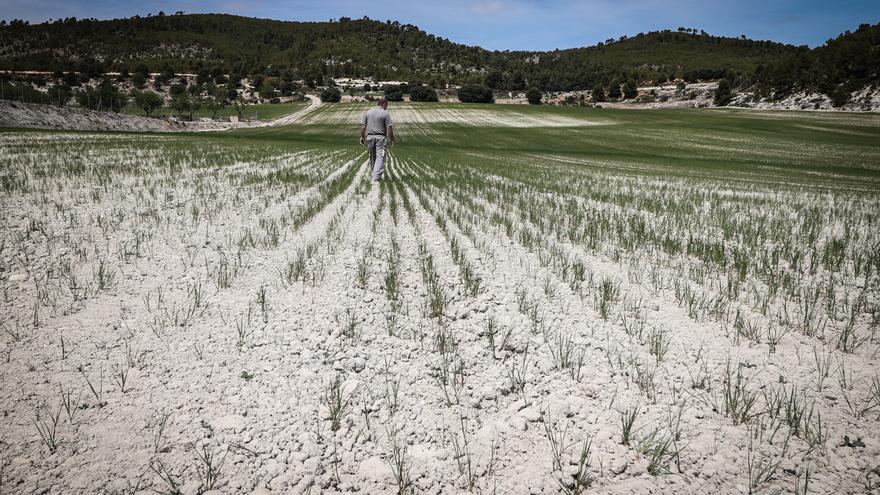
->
0;15;488;82
502;30;800;91
0;15;804;85
0;14;877;96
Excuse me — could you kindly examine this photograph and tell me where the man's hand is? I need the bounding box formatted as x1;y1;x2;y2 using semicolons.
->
359;136;365;145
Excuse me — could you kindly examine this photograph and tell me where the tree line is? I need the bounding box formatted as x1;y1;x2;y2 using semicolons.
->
0;66;306;119
1;15;877;105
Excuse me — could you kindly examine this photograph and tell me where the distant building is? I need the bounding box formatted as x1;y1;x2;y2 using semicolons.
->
333;77;373;88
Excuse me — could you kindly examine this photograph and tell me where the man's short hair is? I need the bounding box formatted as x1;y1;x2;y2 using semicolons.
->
377;98;388;106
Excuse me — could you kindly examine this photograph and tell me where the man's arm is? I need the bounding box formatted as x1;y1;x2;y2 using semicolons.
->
387;125;396;145
385;113;395;145
359;124;366;145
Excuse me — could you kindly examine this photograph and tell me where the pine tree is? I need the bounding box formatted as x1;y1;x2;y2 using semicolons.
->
713;79;733;106
607;78;622;99
525;87;542;104
623;79;638;99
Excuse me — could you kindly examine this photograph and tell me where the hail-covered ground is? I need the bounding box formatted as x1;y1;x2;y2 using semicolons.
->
1;103;879;495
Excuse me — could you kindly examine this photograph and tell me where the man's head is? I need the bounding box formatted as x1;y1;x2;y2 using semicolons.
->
377;98;388;109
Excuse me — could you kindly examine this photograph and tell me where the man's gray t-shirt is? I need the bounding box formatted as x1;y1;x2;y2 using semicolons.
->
362;107;392;136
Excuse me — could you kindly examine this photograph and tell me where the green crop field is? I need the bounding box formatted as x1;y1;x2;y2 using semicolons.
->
262;103;880;179
2;104;879;494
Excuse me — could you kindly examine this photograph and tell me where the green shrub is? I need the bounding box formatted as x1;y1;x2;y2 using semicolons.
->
830;86;850;107
320;87;342;102
383;85;403;101
525;87;542;104
409;85;438;102
457;84;494;103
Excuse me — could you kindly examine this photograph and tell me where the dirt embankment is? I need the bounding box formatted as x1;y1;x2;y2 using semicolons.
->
548;83;880;112
0;100;253;132
0;95;322;132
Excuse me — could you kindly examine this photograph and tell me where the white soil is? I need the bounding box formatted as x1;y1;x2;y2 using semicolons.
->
0;106;878;495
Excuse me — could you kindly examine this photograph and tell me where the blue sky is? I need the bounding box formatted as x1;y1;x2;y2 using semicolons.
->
2;0;878;50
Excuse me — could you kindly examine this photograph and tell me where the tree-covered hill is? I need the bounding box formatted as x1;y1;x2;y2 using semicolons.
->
0;14;488;82
495;29;801;91
0;13;877;96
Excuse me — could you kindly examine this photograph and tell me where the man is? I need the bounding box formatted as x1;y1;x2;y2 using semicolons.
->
359;98;396;182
